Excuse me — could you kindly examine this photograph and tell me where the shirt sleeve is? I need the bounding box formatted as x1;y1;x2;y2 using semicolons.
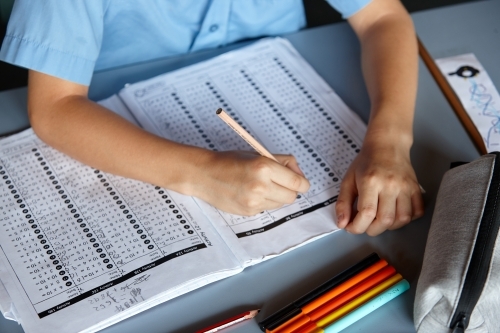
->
0;0;108;85
325;0;372;19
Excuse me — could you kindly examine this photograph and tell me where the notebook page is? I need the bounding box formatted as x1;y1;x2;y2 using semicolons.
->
0;129;240;333
118;38;367;263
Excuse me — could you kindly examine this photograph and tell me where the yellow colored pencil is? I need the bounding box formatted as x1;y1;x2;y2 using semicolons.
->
316;273;403;328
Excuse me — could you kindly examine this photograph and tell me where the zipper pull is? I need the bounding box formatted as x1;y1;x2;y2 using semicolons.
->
452;315;467;333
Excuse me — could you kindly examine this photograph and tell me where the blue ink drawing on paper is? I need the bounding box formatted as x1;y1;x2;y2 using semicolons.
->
449;65;500;149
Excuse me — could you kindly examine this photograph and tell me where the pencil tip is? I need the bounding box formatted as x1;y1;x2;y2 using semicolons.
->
216;108;223;114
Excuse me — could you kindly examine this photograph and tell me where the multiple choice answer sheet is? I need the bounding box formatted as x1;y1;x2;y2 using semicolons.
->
0;38;366;333
119;38;366;261
0;129;242;333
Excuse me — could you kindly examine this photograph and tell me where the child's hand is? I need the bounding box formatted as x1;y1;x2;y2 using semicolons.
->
335;140;424;236
193;151;310;216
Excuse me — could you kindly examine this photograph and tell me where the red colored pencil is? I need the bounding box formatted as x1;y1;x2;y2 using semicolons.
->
196;309;260;333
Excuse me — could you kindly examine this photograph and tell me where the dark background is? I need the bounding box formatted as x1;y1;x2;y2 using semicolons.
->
0;0;480;92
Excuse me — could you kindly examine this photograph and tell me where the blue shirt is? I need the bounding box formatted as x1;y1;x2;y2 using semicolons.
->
0;0;370;86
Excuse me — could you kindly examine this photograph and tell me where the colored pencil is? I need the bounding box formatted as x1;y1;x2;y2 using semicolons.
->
316;273;403;327
195;309;259;333
323;280;410;333
259;253;380;331
302;260;389;313
272;266;396;333
294;324;325;333
268;259;388;333
285;279;408;333
308;265;396;322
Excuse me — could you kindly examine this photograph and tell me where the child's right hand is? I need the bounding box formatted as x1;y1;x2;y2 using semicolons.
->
192;151;310;216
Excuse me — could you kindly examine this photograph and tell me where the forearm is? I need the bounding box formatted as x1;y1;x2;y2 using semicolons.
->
352;2;418;149
29;93;207;195
27;69;310;216
336;2;424;235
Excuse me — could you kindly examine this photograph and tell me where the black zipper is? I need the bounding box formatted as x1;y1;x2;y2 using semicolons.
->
450;152;500;331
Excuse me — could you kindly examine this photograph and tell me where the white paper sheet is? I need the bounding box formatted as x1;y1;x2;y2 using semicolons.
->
0;37;367;333
0;130;240;333
436;53;500;152
119;38;367;263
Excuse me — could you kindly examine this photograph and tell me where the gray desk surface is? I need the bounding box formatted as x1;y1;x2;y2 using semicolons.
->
0;3;487;332
413;0;500;91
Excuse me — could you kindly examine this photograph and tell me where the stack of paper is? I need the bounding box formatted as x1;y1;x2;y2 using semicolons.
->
0;38;366;333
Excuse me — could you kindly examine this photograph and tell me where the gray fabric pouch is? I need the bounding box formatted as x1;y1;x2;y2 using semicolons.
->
414;153;500;333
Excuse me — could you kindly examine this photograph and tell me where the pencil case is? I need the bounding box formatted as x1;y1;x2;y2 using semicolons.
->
414;152;500;333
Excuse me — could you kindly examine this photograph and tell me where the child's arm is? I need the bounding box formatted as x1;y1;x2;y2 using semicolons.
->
28;70;310;216
335;0;425;236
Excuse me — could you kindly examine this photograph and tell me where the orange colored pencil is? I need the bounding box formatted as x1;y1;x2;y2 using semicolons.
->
308;265;396;321
302;259;388;313
292;322;319;333
285;273;403;333
268;259;389;333
316;274;403;327
271;313;310;333
275;265;396;333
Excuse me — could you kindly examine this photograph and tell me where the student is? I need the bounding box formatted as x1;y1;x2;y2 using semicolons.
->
0;0;424;236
